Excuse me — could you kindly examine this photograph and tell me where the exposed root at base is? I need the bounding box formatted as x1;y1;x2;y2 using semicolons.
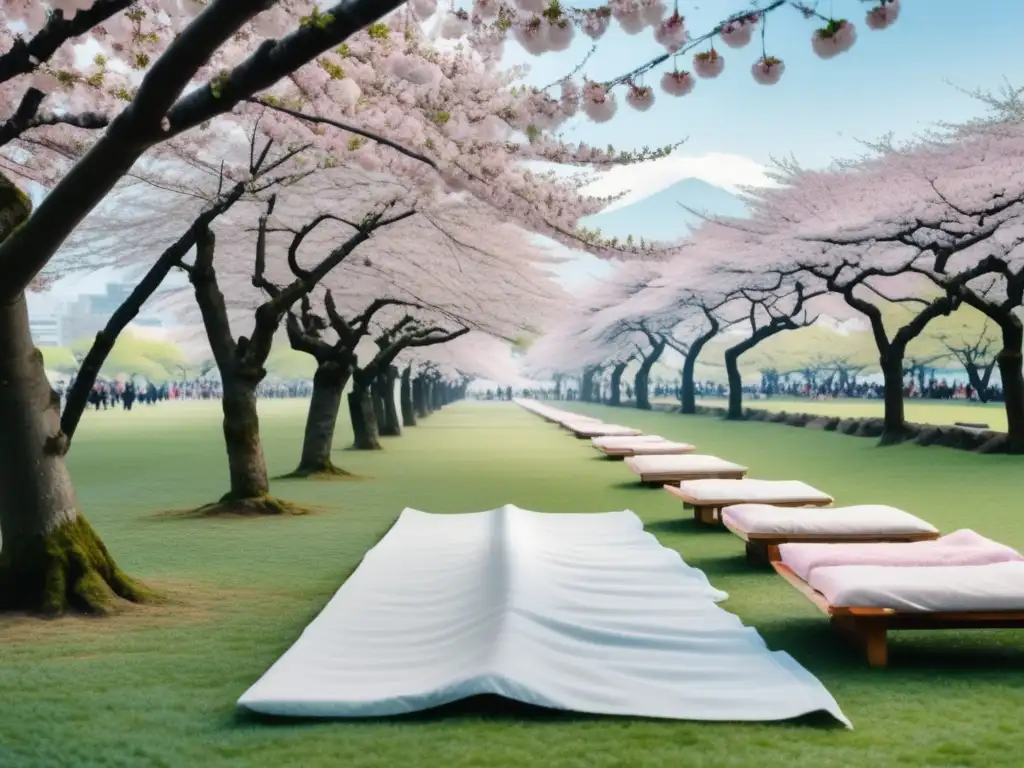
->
0;515;156;617
192;495;314;518
276;462;361;481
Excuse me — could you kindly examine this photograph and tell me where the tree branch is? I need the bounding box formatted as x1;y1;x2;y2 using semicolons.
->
251;194;280;297
60;178;249;444
164;0;408;136
0;1;136;85
245;97;440;171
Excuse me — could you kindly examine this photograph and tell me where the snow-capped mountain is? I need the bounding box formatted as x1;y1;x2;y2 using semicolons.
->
581;177;751;244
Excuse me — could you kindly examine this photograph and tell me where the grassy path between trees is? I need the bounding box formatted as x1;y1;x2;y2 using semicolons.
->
2;399;1023;767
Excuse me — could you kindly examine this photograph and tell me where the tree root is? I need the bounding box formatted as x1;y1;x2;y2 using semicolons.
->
0;515;155;616
192;494;313;518
277;460;359;481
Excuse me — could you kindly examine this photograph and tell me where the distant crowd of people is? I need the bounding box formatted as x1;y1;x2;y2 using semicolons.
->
54;377;315;415
497;375;1005;404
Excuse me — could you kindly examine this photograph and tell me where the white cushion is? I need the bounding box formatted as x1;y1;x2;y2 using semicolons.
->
629;455;743;474
724;504;936;537
571;424;643;437
678;479;831;505
808;561;1024;612
592;435;667;449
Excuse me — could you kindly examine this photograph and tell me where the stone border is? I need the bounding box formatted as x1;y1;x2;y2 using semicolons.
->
648;403;1012;454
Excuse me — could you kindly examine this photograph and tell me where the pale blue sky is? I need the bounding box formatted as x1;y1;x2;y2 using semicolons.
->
37;1;1024;304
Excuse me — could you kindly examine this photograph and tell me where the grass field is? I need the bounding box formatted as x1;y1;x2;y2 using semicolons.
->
656;396;1011;431
3;399;1024;768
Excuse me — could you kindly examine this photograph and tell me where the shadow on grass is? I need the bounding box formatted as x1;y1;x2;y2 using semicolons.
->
643;518;729;536
232;693;845;730
608;480;662;492
748;616;1024;677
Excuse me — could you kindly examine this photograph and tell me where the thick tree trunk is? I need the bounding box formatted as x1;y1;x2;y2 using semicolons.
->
292;360;350;476
581;367;601;403
379;366;401;437
996;321;1024;452
608;362;627;405
400;365;416;427
370;374;388;435
879;350;909;445
634;343;665;410
413;375;428;418
0;293;149;615
220;373;271;498
349;380;382;450
724;349;744;420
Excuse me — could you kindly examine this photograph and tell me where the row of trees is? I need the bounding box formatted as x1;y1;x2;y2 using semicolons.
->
527;90;1024;450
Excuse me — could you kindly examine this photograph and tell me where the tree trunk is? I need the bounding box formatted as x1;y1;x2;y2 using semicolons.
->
879;349;909;445
220;372;271;498
370;374;388;435
724;348;744;420
413;375;428;418
349;380;382;450
964;362;994;404
379;366;401;437
634;343;665;410
680;332;714;414
292;360;350;476
0;293;148;615
996;321;1024;452
608;362;627;405
401;365;416;427
580;368;596;402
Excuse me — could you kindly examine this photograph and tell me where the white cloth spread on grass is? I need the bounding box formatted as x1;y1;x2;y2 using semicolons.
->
237;505;850;727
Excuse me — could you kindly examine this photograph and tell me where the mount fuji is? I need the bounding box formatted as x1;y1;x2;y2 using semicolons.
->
547;178;753;287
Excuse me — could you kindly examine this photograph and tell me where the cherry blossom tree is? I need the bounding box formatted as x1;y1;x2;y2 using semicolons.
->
770;120;1024;449
281;200;566;462
699;160;971;442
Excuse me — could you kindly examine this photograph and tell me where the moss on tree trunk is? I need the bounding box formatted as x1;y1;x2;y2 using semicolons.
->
288;360;352;478
400;366;416;427
0;293;151;615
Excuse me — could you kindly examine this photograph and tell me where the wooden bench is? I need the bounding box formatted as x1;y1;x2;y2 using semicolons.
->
772;562;1024;667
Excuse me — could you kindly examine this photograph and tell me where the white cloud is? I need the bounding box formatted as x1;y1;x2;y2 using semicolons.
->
582;152;781;213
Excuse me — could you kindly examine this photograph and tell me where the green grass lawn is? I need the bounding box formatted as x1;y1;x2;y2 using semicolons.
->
3;399;1024;768
653;396;1010;431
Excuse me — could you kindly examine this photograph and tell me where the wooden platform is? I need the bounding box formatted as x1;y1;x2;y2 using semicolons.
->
723;517;941;565
772;562;1024;667
638;467;745;488
664;485;830;525
599;444;695;459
